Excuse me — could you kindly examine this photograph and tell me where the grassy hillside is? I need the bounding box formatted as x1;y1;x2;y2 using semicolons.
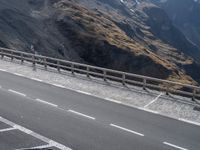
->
0;0;199;85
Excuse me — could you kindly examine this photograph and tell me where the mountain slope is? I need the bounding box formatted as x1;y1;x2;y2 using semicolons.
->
55;1;174;79
149;0;200;61
0;0;199;85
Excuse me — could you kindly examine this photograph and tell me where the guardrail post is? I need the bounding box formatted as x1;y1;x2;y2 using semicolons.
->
86;66;90;78
3;48;200;102
0;49;4;59
71;63;75;75
192;88;196;101
143;78;147;90
166;85;169;95
11;51;14;62
103;70;107;81
20;53;24;64
32;55;36;71
122;73;126;85
57;60;60;73
44;58;47;70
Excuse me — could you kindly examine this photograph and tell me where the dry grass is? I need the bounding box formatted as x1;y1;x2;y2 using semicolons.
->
54;1;197;85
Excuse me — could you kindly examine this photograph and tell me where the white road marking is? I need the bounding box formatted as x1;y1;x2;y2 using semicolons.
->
35;98;58;107
76;90;92;96
49;140;70;150
163;142;188;150
53;84;65;88
0;127;16;132
14;125;33;134
144;92;163;108
144;109;159;114
8;89;26;97
0;116;72;150
0;69;6;72
110;124;144;136
0;117;15;127
105;98;122;104
31;78;43;82
14;73;25;77
179;118;200;127
68;109;95;120
138;107;159;114
15;144;52;150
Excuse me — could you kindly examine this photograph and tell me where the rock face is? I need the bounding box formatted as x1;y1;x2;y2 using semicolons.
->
149;0;200;61
0;0;199;84
0;40;6;47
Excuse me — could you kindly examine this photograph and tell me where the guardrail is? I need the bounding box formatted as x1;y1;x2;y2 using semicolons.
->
0;47;200;101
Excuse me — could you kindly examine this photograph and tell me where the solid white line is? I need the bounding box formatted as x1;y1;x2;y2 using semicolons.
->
143;109;159;114
138;108;159;114
105;98;122;104
68;109;95;120
53;84;65;88
163;142;188;150
0;69;6;72
144;92;163;108
49;140;71;150
14;73;25;77
15;144;52;150
49;140;72;150
0;116;72;150
76;90;92;96
0;117;15;127
31;78;43;82
110;124;144;136
179;118;200;126
8;89;26;97
14;125;33;134
0;127;16;132
35;98;58;107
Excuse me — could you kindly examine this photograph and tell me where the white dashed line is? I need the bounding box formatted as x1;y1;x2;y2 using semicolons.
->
8;89;26;97
53;84;65;88
35;98;58;107
14;73;25;77
31;78;43;82
179;118;200;127
163;142;188;150
144;92;163;108
110;124;144;136
68;109;95;120
0;127;16;132
105;98;122;104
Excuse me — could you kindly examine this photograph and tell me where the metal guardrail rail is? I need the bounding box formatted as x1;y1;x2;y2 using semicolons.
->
0;47;200;101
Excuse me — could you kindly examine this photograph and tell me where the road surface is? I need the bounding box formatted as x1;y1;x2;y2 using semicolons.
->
0;71;199;150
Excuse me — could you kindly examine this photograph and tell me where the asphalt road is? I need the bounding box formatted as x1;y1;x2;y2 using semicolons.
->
0;71;200;150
